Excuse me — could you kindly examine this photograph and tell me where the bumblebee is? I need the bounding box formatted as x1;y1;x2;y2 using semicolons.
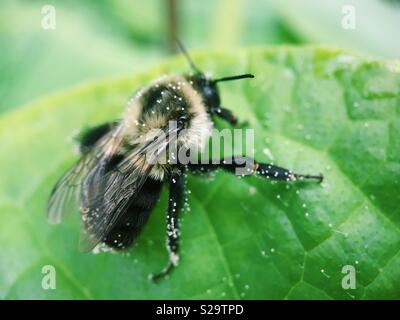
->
47;42;322;281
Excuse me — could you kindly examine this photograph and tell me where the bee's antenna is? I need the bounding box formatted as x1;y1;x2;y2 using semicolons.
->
212;74;255;84
176;39;202;74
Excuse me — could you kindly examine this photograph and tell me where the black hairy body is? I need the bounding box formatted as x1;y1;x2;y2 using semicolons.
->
103;177;163;250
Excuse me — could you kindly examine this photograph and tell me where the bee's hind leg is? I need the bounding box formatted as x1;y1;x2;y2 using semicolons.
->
150;167;184;282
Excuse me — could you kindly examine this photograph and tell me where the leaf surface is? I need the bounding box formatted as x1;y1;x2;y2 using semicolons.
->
0;46;399;299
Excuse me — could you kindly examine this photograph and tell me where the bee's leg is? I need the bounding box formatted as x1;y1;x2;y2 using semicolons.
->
211;107;238;125
189;156;323;182
74;121;117;154
150;167;184;282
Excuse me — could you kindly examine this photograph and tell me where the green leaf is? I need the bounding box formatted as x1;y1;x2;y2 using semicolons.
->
1;46;399;299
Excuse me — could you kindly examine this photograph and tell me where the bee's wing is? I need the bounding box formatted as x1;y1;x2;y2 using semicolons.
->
78;126;178;252
47;126;125;225
47;155;93;224
78;156;150;252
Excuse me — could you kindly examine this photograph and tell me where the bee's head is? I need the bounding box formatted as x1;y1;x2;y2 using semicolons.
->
187;73;254;110
187;74;220;110
176;39;254;110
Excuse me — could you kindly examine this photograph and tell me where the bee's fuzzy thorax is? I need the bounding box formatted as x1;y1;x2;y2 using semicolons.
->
118;75;213;180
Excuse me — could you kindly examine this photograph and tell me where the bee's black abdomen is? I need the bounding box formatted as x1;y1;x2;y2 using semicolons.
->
102;205;150;250
103;177;163;250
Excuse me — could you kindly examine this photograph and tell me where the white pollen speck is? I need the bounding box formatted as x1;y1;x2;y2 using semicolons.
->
81;207;89;214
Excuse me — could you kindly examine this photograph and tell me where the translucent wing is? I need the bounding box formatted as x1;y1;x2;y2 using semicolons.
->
78;127;177;252
47;126;125;225
78;153;150;251
47;156;93;224
48;120;178;252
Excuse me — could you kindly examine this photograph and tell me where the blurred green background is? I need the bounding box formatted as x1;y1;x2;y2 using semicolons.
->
1;0;399;115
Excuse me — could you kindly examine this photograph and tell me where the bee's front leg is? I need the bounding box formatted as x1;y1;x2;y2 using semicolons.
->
189;156;323;183
211;107;238;125
150;167;184;282
211;106;250;128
